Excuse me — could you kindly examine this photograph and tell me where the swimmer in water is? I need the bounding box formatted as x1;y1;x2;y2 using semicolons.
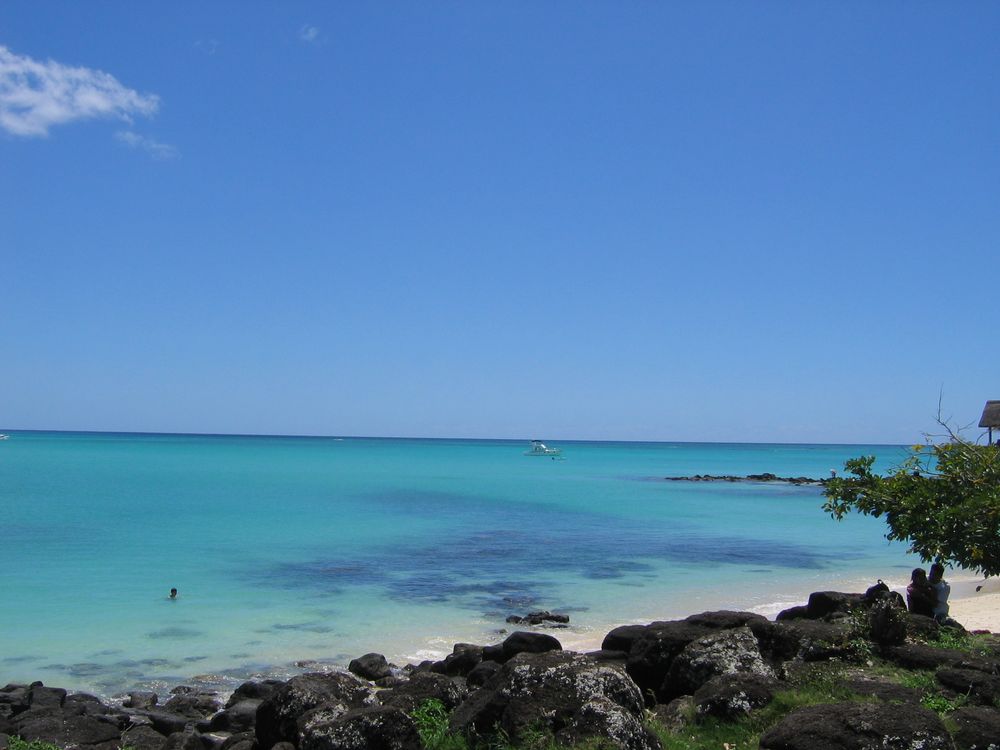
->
169;588;177;599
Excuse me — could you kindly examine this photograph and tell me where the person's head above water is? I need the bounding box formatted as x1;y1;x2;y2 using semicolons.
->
169;588;177;598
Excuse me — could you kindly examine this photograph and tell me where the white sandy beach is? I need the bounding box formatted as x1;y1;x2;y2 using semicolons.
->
943;574;1000;632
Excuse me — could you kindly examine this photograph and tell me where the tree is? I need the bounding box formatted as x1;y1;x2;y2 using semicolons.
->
823;431;1000;577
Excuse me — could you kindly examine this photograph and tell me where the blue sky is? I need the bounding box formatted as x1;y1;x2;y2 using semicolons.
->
1;2;998;443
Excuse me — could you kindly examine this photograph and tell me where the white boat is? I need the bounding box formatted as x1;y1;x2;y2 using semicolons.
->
524;440;561;456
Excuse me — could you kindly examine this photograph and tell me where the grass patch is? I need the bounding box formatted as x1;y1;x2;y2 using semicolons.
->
872;665;971;716
411;699;468;750
6;741;137;750
409;701;619;750
931;627;984;654
8;740;65;750
649;664;874;750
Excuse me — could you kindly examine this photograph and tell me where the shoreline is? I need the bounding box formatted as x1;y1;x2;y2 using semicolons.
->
4;569;999;750
4;569;995;703
552;570;1000;656
6;585;998;750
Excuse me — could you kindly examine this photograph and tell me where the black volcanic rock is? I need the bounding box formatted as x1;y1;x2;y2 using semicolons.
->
692;673;777;720
602;624;650;653
626;621;712;702
951;706;1000;750
505;611;570;626
493;631;562;663
299;706;420;750
347;653;391;682
660;627;774;702
759;702;952;750
450;651;657;750
227;681;284;708
378;672;467;713
255;673;375;750
16;713;122;750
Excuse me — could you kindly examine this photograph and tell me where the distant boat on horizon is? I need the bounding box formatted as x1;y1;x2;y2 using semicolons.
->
524;440;561;456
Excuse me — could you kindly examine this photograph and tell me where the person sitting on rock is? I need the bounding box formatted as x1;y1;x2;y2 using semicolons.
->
928;563;951;623
906;568;936;617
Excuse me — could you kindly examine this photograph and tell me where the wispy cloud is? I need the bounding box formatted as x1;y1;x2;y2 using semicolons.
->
115;130;178;160
195;39;221;56
0;44;159;137
299;25;321;45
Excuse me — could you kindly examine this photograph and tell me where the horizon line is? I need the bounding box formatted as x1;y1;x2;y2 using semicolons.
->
0;427;906;448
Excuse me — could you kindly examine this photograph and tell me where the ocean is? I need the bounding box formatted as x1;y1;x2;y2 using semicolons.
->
0;431;915;698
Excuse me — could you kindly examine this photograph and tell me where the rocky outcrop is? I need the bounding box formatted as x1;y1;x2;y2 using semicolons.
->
759;702;953;750
255;673;375;749
691;673;777;720
950;706;1000;750
486;630;563;664
761;618;852;662
661;626;773;701
888;642;967;670
432;643;482;677
162;692;222;721
346;653;391;682
208;700;261;733
450;651;659;750
299;706;420;750
936;666;1000;705
376;672;467;713
666;473;825;485
625;620;715;702
505;611;570;626
602;624;651;653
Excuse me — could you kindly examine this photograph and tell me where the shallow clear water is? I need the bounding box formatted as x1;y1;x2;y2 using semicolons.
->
0;432;914;697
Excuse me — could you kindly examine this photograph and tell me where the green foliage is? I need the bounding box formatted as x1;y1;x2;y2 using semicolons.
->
6;739;136;750
823;436;1000;576
920;692;967;715
893;669;938;692
877;665;969;716
649;665;871;750
931;627;981;653
7;740;64;750
842;610;875;662
411;699;467;750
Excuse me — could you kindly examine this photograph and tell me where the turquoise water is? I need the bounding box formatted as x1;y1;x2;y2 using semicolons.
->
0;432;914;697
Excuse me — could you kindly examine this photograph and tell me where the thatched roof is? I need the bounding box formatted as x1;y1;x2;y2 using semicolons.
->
979;400;1000;428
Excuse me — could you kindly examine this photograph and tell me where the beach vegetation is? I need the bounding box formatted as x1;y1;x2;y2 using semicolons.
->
7;739;64;750
411;699;468;750
650;663;874;750
929;626;987;654
823;424;1000;576
4;740;135;750
888;668;971;715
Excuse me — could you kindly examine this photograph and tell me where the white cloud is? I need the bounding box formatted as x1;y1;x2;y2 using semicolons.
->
0;45;159;137
299;25;321;44
195;39;221;56
115;130;178;160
